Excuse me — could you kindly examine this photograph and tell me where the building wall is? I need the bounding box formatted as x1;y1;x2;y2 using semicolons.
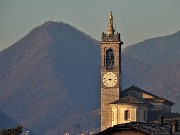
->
111;105;136;126
138;107;147;122
118;105;136;124
111;105;118;126
100;39;121;131
150;103;171;112
111;104;148;126
101;88;119;130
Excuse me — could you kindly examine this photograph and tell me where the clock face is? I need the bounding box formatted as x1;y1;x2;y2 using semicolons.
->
103;72;118;87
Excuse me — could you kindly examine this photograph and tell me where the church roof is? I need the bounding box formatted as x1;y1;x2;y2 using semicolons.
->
123;85;158;98
96;122;172;135
110;94;151;106
123;85;174;106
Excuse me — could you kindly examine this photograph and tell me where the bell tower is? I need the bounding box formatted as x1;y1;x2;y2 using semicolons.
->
100;11;123;131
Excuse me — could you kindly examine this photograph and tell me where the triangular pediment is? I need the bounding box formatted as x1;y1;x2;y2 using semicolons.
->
123;85;156;99
123;85;174;106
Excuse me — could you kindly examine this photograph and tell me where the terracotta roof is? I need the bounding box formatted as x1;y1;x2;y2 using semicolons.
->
96;122;172;135
110;94;151;106
123;85;174;106
123;85;158;98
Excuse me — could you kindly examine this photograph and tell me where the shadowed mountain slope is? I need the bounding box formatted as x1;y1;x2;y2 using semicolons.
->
0;110;16;129
123;31;180;64
122;54;180;110
0;21;100;135
0;21;179;134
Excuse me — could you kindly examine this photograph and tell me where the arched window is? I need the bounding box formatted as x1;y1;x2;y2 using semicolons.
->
124;110;131;120
106;48;114;68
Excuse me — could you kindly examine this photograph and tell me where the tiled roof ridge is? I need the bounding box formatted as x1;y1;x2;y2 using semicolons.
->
97;122;173;135
110;94;151;105
123;85;158;98
123;85;174;105
125;122;171;134
127;94;144;103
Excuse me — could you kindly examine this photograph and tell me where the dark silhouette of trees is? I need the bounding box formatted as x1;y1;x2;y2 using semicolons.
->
1;125;23;135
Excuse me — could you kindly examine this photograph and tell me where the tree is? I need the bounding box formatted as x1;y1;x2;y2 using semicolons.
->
1;125;23;135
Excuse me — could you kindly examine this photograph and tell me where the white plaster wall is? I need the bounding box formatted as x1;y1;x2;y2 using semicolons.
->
111;104;148;126
112;106;118;126
118;105;137;124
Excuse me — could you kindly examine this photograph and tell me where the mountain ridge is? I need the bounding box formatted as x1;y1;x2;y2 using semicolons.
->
122;30;180;112
122;30;180;64
0;21;179;134
0;21;100;135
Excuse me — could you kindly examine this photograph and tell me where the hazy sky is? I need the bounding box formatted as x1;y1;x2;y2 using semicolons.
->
0;0;180;51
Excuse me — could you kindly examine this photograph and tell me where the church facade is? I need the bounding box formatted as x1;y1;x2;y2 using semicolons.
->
100;12;174;131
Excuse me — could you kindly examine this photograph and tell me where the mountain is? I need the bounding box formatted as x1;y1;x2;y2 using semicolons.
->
122;54;180;111
122;31;180;112
0;21;100;135
0;110;16;129
0;21;179;134
122;31;180;64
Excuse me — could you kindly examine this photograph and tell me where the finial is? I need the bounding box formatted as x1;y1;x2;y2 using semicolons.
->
107;11;114;35
108;11;113;27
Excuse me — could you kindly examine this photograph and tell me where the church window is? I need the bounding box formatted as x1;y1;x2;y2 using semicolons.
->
144;110;146;121
106;48;114;68
124;110;131;120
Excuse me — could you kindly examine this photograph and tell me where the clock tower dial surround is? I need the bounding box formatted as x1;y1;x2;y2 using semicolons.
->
102;72;118;88
100;11;123;131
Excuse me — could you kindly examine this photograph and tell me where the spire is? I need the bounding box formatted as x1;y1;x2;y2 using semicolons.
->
101;11;122;42
107;11;114;35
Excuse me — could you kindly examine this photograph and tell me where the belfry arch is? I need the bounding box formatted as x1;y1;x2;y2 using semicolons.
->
106;48;115;68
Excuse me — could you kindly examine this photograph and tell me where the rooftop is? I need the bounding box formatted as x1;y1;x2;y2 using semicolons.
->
123;85;174;106
96;122;172;135
110;94;151;106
